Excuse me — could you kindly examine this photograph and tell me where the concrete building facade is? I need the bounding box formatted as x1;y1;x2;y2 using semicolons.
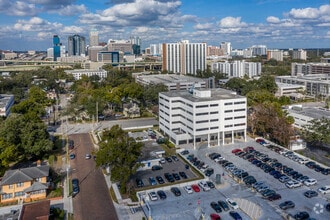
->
162;40;207;75
65;69;107;80
211;60;262;78
159;88;247;149
0;94;14;117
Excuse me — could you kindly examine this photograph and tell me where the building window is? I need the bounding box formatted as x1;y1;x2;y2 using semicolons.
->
225;102;233;105
234;109;246;112
234;123;246;127
8;184;13;189
196;128;209;131
210;104;219;107
225;125;233;128
16;182;24;187
210;126;219;129
225;110;233;113
210;119;219;122
2;193;13;200
234;116;246;119
196;120;208;124
14;191;25;197
196;112;208;116
234;101;246;105
225;117;233;120
210;111;218;114
196;105;208;108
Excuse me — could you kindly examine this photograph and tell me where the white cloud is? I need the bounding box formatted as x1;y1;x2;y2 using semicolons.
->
58;4;87;16
266;16;280;24
219;17;246;28
194;23;213;30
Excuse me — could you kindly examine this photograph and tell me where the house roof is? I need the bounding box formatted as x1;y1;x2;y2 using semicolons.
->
20;200;50;220
24;182;48;193
0;165;49;186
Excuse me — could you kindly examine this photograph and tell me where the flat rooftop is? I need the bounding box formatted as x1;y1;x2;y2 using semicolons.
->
288;107;330;120
137;74;206;85
161;88;245;102
0;94;14;108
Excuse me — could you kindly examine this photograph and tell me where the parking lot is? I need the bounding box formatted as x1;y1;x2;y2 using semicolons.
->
141;137;330;220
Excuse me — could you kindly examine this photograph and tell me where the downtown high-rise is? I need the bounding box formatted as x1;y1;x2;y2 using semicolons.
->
68;34;86;56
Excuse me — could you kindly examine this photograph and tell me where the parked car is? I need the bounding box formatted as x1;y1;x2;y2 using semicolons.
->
184;185;193;194
304;190;318;198
268;193;282;201
136;178;144;187
149;177;157;186
231;149;242;154
69;153;75;160
326;203;330;212
171;187;181;196
229;211;242;220
198;181;211;191
210;213;221;220
180;150;189;155
207;181;215;189
71;178;79;196
172;173;181;180
179;171;187;179
157;190;166;200
205;168;214;177
279;200;295;210
156;176;164;184
210;202;222;213
285;180;302;188
152;165;163;171
191;184;200;192
164;173;175;182
318;185;330;194
148;191;158;201
226;198;239;209
304;178;317;186
218;200;230;211
293;211;309;220
159;158;166;164
85;154;91;159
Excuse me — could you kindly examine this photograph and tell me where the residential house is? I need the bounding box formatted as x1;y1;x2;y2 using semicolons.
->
0;165;49;204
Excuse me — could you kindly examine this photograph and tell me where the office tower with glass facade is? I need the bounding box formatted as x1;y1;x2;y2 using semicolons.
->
68;34;86;56
53;35;61;61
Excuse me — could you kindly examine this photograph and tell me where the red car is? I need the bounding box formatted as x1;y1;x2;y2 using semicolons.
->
210;213;221;220
191;184;200;192
231;149;242;154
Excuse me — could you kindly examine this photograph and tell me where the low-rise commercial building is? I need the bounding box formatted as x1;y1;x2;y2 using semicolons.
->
65;69;107;80
0;94;14;117
159;88;247;149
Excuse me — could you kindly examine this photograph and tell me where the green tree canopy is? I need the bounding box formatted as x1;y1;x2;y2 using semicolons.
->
96;125;143;193
302;117;330;146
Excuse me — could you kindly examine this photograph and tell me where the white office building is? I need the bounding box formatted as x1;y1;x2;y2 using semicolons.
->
162;40;207;75
250;45;267;56
220;42;232;55
267;49;283;61
159;88;247;149
0;94;14;117
292;49;307;60
211;60;262;78
65;69;107;80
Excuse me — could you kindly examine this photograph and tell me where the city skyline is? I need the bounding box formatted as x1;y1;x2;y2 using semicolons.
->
0;0;330;51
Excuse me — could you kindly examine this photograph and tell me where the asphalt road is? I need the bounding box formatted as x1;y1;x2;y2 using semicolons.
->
69;133;118;220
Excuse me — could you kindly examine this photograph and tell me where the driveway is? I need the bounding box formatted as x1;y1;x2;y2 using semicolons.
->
69;133;118;220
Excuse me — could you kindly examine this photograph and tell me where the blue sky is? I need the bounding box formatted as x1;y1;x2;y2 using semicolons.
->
0;0;330;51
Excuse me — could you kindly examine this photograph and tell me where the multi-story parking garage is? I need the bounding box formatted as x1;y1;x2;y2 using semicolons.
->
159;88;247;149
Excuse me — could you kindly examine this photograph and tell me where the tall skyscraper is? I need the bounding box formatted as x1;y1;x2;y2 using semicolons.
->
68;34;86;56
130;36;141;55
162;40;207;75
53;35;61;61
89;29;99;47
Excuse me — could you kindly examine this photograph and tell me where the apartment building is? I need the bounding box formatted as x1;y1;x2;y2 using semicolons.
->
291;62;330;76
292;49;307;60
211;60;262;78
267;49;283;61
159;88;247;149
162;40;207;75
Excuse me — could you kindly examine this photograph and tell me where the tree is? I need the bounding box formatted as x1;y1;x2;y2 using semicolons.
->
95;125;143;193
302;118;330;146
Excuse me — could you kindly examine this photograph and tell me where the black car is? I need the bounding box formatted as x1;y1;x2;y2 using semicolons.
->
207;181;215;189
165;157;172;162
326;203;330;212
171;187;181;196
172;173;181;180
181;150;189;155
279;201;295;210
210;202;222;213
218;200;230;211
157;190;167;199
179;171;188;179
152;165;163;171
164;173;175;182
171;155;179;161
136;178;144;187
268;193;281;201
156;176;165;184
205;168;214;177
71;178;79;196
293;211;309;220
229;211;242;220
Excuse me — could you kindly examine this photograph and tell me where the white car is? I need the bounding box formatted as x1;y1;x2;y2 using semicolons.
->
200;164;209;172
184;185;193;194
214;156;225;163
226;198;239;209
198;181;210;191
304;178;317;186
318;186;330;194
298;158;309;164
285;180;302;188
148;191;158;201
